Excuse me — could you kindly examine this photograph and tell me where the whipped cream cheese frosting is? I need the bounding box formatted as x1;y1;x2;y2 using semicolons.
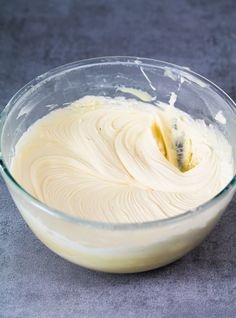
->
11;96;234;223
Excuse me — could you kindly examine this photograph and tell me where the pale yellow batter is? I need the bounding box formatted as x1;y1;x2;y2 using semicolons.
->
11;96;234;223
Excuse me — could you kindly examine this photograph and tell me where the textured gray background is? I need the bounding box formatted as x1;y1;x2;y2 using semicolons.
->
0;0;236;317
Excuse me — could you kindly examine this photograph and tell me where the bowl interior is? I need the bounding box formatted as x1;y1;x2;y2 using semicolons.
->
0;57;236;225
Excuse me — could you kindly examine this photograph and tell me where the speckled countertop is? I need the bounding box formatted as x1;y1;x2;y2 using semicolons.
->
0;1;235;317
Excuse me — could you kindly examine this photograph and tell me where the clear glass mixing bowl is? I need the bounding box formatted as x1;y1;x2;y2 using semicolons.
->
0;57;235;273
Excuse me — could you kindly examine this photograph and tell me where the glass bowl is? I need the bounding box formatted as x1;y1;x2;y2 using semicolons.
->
0;57;235;273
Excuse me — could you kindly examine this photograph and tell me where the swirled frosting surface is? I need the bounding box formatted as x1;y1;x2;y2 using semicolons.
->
11;96;234;223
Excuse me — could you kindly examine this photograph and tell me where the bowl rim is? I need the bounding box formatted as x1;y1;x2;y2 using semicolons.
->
0;56;236;230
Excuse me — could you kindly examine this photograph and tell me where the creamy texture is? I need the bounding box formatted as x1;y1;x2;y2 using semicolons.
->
11;96;234;223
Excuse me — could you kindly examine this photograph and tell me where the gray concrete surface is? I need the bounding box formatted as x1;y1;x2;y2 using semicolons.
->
0;0;235;317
